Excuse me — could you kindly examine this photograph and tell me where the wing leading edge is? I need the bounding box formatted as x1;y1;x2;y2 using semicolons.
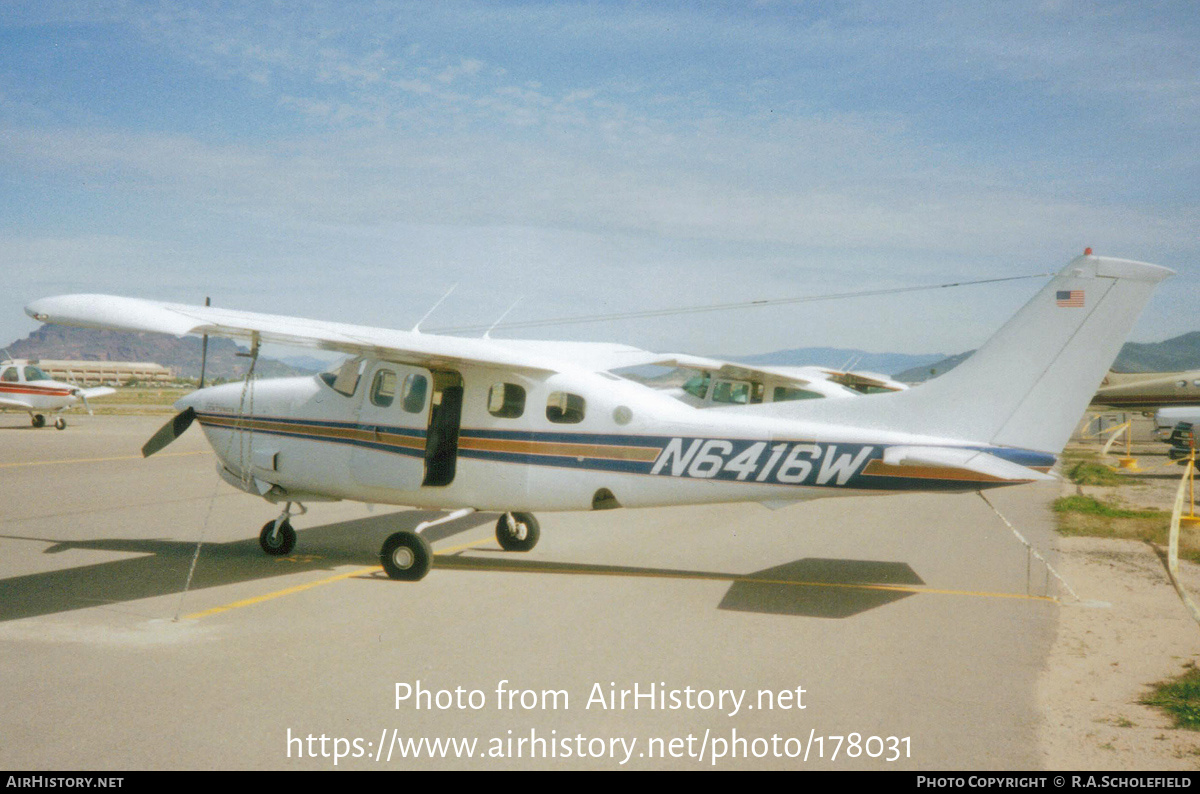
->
25;294;570;374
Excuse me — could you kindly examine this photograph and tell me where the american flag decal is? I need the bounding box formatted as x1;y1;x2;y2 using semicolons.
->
1056;290;1084;308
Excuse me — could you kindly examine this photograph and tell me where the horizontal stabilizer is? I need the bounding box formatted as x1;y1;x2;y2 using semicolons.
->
880;446;1055;483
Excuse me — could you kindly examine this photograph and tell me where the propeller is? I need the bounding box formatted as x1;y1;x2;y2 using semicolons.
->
142;407;196;457
73;389;94;416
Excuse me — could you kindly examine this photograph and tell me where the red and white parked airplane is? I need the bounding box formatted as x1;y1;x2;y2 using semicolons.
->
0;359;114;429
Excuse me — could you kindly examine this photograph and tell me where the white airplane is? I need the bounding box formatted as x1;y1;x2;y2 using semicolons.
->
24;251;1171;580
1154;406;1200;442
0;359;115;429
1093;369;1200;410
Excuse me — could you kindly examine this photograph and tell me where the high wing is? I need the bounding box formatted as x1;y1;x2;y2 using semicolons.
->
23;295;911;390
24;294;648;375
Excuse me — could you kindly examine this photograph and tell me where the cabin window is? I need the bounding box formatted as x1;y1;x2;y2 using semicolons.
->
370;369;397;407
23;366;48;381
546;391;586;424
682;371;710;399
401;374;428;414
1;367;17;382
711;379;751;405
488;383;526;418
773;386;825;402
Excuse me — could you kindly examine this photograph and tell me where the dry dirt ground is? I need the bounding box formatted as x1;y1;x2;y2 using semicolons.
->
1039;436;1200;769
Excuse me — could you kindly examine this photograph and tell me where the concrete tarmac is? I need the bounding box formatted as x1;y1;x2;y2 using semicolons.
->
0;414;1061;770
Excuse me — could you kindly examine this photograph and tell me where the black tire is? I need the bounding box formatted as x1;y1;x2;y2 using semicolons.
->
31;414;45;428
259;519;296;556
496;512;540;552
380;531;432;581
54;417;66;430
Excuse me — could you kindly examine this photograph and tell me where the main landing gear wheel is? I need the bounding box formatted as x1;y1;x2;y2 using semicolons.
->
259;519;297;556
496;512;540;552
380;531;432;581
54;417;66;430
31;414;45;428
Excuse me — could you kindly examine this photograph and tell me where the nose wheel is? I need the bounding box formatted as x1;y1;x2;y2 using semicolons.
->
257;502;305;556
259;519;296;556
54;417;66;430
496;512;540;552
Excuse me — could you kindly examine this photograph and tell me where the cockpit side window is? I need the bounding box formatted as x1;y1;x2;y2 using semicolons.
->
711;379;751;405
24;366;49;381
546;391;586;424
370;369;397;407
682;371;710;399
1;367;17;382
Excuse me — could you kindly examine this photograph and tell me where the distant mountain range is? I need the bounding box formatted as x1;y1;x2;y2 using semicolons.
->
4;325;314;380
891;332;1200;383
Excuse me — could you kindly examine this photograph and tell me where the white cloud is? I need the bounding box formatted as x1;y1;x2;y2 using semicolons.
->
2;1;1194;355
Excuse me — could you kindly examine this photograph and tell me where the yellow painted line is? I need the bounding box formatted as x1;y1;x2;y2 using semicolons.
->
436;538;496;556
0;450;211;469
184;536;493;620
184;566;382;620
188;531;1053;620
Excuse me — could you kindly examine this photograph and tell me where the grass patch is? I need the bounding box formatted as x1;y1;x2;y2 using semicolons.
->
1066;460;1127;487
1142;667;1200;730
79;387;194;415
92;387;194;406
1050;495;1200;562
1053;495;1165;520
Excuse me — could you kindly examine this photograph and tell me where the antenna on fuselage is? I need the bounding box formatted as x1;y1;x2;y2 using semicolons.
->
412;284;458;334
483;298;522;339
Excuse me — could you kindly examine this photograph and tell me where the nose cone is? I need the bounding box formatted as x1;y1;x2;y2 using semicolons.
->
174;389;202;412
173;381;245;413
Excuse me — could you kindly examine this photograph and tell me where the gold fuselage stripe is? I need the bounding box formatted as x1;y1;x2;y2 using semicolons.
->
456;436;660;463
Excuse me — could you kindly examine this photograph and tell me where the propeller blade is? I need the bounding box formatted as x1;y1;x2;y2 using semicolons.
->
142;407;196;457
80;393;92;416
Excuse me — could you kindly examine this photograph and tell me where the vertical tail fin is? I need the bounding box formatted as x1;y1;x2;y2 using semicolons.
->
767;253;1173;453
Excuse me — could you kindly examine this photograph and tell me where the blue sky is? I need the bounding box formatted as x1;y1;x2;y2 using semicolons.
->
2;0;1196;360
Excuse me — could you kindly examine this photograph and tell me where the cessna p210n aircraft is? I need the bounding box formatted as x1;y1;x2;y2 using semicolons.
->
25;252;1171;581
0;359;114;429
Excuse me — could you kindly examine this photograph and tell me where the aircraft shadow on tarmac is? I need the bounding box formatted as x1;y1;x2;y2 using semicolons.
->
0;513;922;622
435;554;923;618
0;510;492;623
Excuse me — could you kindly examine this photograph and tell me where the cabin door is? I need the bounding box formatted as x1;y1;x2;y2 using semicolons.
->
422;370;463;487
349;361;432;492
